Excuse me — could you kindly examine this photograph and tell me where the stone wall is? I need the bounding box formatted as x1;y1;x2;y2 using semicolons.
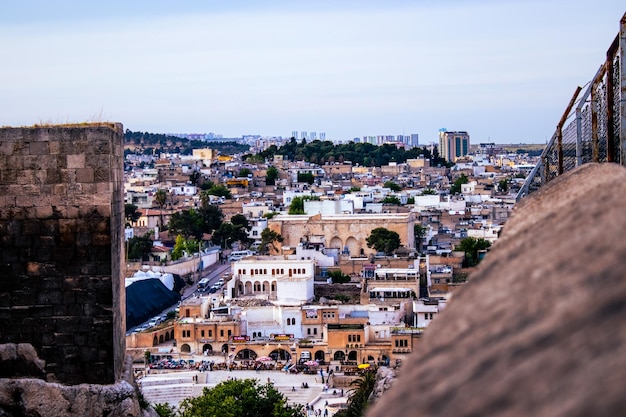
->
0;124;125;385
269;212;416;256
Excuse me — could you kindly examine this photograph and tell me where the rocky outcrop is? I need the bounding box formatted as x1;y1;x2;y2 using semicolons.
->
370;366;397;403
367;163;626;417
0;352;157;417
0;343;46;379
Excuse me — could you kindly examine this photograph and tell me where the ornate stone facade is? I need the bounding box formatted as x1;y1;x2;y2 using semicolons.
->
268;212;417;256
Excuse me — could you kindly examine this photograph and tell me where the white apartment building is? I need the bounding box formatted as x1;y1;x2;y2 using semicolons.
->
226;258;315;305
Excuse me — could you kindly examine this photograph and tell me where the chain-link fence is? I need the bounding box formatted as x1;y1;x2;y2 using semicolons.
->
517;13;626;200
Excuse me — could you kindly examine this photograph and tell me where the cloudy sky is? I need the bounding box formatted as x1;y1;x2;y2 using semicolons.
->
0;1;623;143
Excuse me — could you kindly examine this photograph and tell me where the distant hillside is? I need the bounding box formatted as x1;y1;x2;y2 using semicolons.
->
123;129;250;156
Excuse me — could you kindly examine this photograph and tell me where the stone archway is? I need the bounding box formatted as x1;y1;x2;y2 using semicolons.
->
269;349;291;361
152;336;158;346
347;350;357;361
180;344;191;353
333;351;345;361
314;350;325;363
345;236;359;256
235;348;258;361
330;236;343;249
202;344;213;355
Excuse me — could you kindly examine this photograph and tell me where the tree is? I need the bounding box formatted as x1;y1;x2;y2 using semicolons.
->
414;224;428;253
266;166;279;185
420;188;437;195
334;369;377;417
230;214;250;231
188;170;201;186
153;189;168;227
124;203;141;227
450;174;469;195
381;196;401;205
456;237;492;267
288;196;306;214
498;178;509;193
206;184;232;199
238;168;252;178
329;270;350;284
260;228;284;255
211;220;251;249
171;235;186;261
383;181;401;192
127;234;153;261
168;209;204;240
198;204;224;235
297;172;315;184
177;378;302;417
366;228;401;255
153;403;176;417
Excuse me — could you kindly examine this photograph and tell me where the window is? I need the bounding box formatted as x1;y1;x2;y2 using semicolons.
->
228;330;232;337
220;330;224;337
201;330;205;337
307;328;311;335
395;339;408;347
185;309;190;318
313;328;317;335
287;318;292;325
209;330;212;337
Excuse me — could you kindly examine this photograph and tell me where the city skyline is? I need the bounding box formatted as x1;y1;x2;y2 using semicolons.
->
1;0;623;144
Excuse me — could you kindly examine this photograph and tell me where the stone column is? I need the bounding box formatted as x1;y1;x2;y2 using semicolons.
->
0;124;125;385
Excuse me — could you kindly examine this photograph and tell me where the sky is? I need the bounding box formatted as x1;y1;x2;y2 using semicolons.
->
0;1;624;144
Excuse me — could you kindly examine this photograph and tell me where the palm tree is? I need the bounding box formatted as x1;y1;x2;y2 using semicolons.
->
414;223;428;254
154;189;167;228
336;369;378;417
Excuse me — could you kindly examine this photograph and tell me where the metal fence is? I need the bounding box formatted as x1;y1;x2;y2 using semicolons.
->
517;13;626;200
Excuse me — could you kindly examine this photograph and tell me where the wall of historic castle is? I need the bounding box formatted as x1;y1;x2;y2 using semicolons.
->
0;124;125;385
269;213;416;256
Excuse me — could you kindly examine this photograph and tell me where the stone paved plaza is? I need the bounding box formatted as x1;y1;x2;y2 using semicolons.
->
139;367;348;415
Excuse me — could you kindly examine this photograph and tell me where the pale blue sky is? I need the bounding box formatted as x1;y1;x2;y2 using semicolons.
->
0;1;623;143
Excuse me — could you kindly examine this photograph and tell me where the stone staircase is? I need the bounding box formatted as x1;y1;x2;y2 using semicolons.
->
275;384;322;407
139;370;325;409
139;375;195;407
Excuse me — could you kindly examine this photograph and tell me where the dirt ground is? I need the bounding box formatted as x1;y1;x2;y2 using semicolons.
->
314;283;362;304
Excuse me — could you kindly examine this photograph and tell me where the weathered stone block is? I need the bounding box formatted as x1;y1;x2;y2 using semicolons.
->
66;154;85;169
75;167;94;182
29;141;49;155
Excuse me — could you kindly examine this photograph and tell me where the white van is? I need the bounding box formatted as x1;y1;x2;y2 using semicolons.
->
228;250;254;261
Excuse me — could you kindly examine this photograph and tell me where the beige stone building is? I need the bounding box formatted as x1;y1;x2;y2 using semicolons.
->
268;212;417;257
